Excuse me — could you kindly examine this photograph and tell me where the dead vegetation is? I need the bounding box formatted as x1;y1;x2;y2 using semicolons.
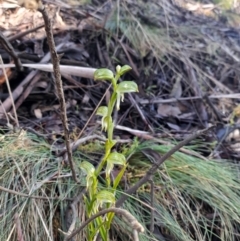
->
1;0;240;240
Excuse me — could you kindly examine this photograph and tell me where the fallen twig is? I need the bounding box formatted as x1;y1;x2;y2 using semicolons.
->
128;93;154;133
65;207;144;241
0;63;96;78
7;24;45;42
0;31;23;71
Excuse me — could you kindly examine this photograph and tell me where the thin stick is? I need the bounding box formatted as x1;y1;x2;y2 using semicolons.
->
39;6;78;182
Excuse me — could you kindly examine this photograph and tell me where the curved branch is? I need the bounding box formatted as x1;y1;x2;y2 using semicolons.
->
65;207;144;241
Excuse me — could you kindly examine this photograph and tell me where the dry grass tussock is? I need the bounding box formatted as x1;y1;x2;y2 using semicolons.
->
1;131;240;240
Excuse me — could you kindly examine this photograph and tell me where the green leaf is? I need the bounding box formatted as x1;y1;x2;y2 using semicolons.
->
96;190;115;205
94;69;114;81
106;152;126;184
107;152;126;165
96;106;108;117
115;81;138;110
79;161;96;191
117;65;132;76
92;190;115;214
113;165;127;189
79;161;95;175
117;81;138;93
94;217;108;241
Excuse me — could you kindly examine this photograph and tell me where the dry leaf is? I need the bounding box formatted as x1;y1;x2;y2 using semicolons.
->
157;104;181;117
170;74;182;99
14;213;24;241
34;108;42;119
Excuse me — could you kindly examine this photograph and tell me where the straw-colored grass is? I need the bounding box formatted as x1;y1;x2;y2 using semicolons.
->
1;131;240;240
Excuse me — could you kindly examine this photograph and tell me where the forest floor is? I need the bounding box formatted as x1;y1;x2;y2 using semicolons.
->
1;0;240;240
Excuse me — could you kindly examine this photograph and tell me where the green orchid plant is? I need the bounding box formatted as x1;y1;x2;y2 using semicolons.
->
79;65;138;241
